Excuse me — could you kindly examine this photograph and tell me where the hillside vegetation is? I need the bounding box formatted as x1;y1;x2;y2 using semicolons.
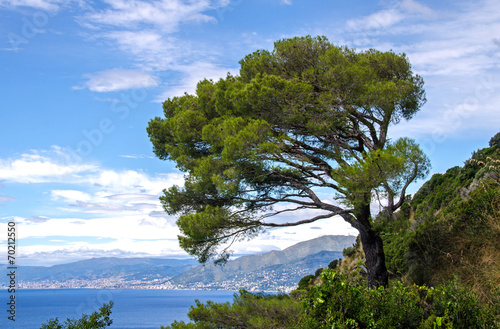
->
161;134;500;329
373;133;500;297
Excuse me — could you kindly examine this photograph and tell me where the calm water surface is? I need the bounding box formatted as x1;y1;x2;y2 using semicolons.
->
2;289;235;329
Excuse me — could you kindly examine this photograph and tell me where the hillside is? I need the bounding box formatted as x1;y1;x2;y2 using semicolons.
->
341;135;500;298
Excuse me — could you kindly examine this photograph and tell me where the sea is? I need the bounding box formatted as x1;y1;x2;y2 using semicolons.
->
1;289;236;329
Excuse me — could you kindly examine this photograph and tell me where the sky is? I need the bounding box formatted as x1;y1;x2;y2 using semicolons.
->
0;0;499;267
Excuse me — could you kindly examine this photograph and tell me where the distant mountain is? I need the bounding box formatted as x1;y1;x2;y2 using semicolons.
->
3;257;198;283
170;235;356;290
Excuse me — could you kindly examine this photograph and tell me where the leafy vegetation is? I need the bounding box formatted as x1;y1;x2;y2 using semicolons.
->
371;141;500;299
40;302;113;329
162;270;498;329
297;270;498;329
161;290;301;329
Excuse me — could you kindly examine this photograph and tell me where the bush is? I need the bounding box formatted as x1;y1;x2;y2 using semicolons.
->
296;270;499;329
162;290;301;329
328;259;340;269
297;275;315;290
40;302;113;329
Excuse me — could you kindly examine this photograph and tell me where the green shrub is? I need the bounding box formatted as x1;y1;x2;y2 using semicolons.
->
162;290;301;329
296;270;499;329
328;259;340;269
297;275;315;290
40;302;113;329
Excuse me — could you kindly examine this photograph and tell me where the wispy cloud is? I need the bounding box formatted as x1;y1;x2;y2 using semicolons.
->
71;200;139;212
76;0;224;71
0;195;16;203
347;9;404;31
2;0;235;98
344;0;499;76
119;154;154;159
340;0;500;141
160;61;236;99
0;148;183;226
51;190;92;202
75;0;234;96
98;30;181;71
26;216;50;223
75;69;159;92
148;210;169;218
80;0;215;32
0;0;62;11
346;0;433;31
106;193;158;201
15;246;169;266
9;214;184;265
0;147;183;193
0;148;98;184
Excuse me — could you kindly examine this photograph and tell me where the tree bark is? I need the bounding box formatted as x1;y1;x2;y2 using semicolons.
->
344;203;389;288
359;227;389;288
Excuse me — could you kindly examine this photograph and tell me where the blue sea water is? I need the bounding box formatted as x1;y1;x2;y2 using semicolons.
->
1;289;235;329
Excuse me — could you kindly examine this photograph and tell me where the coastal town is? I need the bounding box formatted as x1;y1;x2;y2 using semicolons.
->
14;265;312;292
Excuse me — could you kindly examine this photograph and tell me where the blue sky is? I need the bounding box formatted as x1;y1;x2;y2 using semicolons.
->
0;0;499;266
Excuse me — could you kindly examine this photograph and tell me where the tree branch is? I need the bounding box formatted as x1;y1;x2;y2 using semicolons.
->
261;209;351;227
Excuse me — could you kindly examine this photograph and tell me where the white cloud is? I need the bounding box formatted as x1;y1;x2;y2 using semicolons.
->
15;214;178;240
51;190;92;202
26;216;50;223
99;30;180;71
0;149;98;184
346;0;434;31
106;193;158;201
0;148;183;228
344;0;499;76
1;214;184;265
74;0;235;93
81;0;215;32
76;69;158;92
119;154;154;159
347;9;404;31
0;0;62;11
0;147;183;193
160;61;236;99
0;195;16;202
399;0;434;16
71;200;140;212
15;241;188;266
89;169;183;195
340;0;500;141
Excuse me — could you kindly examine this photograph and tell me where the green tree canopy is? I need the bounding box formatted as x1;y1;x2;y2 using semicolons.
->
147;35;429;288
40;302;113;329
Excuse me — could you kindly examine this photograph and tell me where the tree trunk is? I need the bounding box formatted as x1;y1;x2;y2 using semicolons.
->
344;201;389;288
359;227;389;288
